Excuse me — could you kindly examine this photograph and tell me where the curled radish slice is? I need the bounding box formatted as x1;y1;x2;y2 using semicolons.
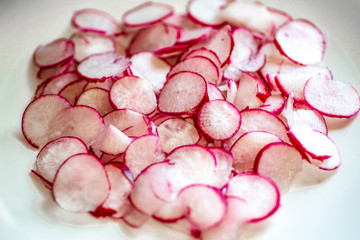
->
76;88;114;116
275;19;325;65
304;77;360;118
36;137;88;184
123;2;174;27
72;9;122;36
110;76;157;115
226;173;280;222
53;153;110;212
158;71;207;114
198;100;241;140
77;52;129;81
34;38;74;67
187;0;228;26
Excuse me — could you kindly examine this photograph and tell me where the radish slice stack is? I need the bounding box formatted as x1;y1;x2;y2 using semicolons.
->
22;0;360;239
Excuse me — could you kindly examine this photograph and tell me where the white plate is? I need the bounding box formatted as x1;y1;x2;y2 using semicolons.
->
1;0;360;239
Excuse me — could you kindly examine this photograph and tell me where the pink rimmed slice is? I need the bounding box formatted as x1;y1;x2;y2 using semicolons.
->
157;118;200;153
187;0;228;26
35;137;88;184
254;142;303;193
33;38;74;68
129;52;171;94
76;88;114;116
208;148;233;188
58;80;88;105
198;100;241;140
99;125;132;155
178;184;227;230
22;95;72;148
122;2;174;27
70;32;116;62
226;173;280;222
275;19;326;65
72;8;122;36
37;57;74;81
77;52;129;82
41;72;79;96
158;71;207;114
304;77;360;118
83;78;115;91
207;82;225;101
230;131;283;173
267;7;292;34
153;45;189;58
259;93;285;115
181;47;221;68
110;76;157;115
124;134;165;178
52;153;110;212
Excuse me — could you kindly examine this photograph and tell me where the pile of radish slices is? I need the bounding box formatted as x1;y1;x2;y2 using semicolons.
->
22;0;360;239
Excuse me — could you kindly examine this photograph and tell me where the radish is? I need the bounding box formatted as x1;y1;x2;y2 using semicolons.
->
76;88;114;116
37;58;74;81
42;72;79;96
187;0;228;26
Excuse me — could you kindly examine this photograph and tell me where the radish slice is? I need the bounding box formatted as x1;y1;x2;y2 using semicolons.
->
275;19;325;65
226;173;280;222
207;82;225;101
58;80;88;105
72;9;122;36
99;125;132;155
187;0;228;26
76;88;114;116
123;2;174;27
158;71;207;114
53;153;110;212
181;48;221;68
198;100;241;140
259;93;285;115
77;52;129;81
209;148;233;187
83;78;115;91
110;76;157;115
304;77;360;118
41;72;79;96
33;38;74;67
37;58;74;81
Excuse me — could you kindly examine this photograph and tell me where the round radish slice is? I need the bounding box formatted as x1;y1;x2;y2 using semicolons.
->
33;38;74;67
226;173;280;222
181;48;221;67
187;0;228;26
198;100;241;140
158;71;207;114
110;76;157;115
99;125;132;155
37;58;74;81
304;77;360;118
76;88;114;116
207;82;225;101
42;72;80;96
209;148;233;187
53;153;110;212
36;137;88;184
72;9;122;36
58;80;88;105
123;2;174;27
275;19;325;65
77;52;129;81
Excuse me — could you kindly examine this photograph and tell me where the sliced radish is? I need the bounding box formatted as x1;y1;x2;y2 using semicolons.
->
99;125;132;155
181;47;221;67
187;0;228;26
76;88;114;116
58;80;87;105
275;19;325;65
207;82;225;101
37;58;74;81
209;148;233;187
33;38;74;67
259;93;285;115
41;72;79;96
83;78;115;91
53;153;110;212
123;2;174;27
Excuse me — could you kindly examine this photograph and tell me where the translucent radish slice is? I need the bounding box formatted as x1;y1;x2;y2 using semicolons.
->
22;95;71;148
83;78;115;91
35;137;88;184
122;2;174;27
153;44;189;58
76;88;114;116
129;52;171;94
179;184;227;230
209;148;233;187
70;32;116;62
72;9;122;36
198;100;241;140
53;153;110;212
230;131;282;172
181;48;221;67
110;76;157;115
304;77;360;118
77;52;129;81
259;93;285;115
58;80;88;105
33;38;74;67
152;197;184;223
275;19;325;65
254;142;303;193
37;58;74;81
226;173;280;222
207;82;225;101
124;134;165;178
268;7;292;33
157;118;200;153
187;0;228;26
122;204;150;228
42;72;79;95
99;125;132;155
158;71;207;114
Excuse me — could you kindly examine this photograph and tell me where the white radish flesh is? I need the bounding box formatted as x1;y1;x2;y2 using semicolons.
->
34;38;74;67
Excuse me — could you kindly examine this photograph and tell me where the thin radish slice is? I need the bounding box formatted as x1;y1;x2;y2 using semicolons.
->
129;52;171;94
99;125;132;155
83;78;115;91
268;7;293;33
178;184;227;230
72;9;122;36
304;77;360;118
230;131;282;172
22;95;71;148
187;0;228;26
58;80;87;105
122;205;150;228
42;72;79;95
158;71;207;114
33;38;74;67
153;44;189;58
37;58;74;81
53;153;110;212
275;19;325;65
209;148;233;187
181;48;221;67
123;2;174;27
198;100;241;140
110;76;157;115
259;93;285;115
76;88;114;116
77;52;129;82
207;82;225;101
226;173;280;222
152;197;185;223
254;142;303;193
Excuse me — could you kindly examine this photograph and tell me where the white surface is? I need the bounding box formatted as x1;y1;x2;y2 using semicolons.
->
1;0;360;240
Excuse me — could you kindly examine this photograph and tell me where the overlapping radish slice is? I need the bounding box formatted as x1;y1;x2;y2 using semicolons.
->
37;58;74;81
76;88;114;116
41;72;80;95
99;125;132;155
187;0;228;26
